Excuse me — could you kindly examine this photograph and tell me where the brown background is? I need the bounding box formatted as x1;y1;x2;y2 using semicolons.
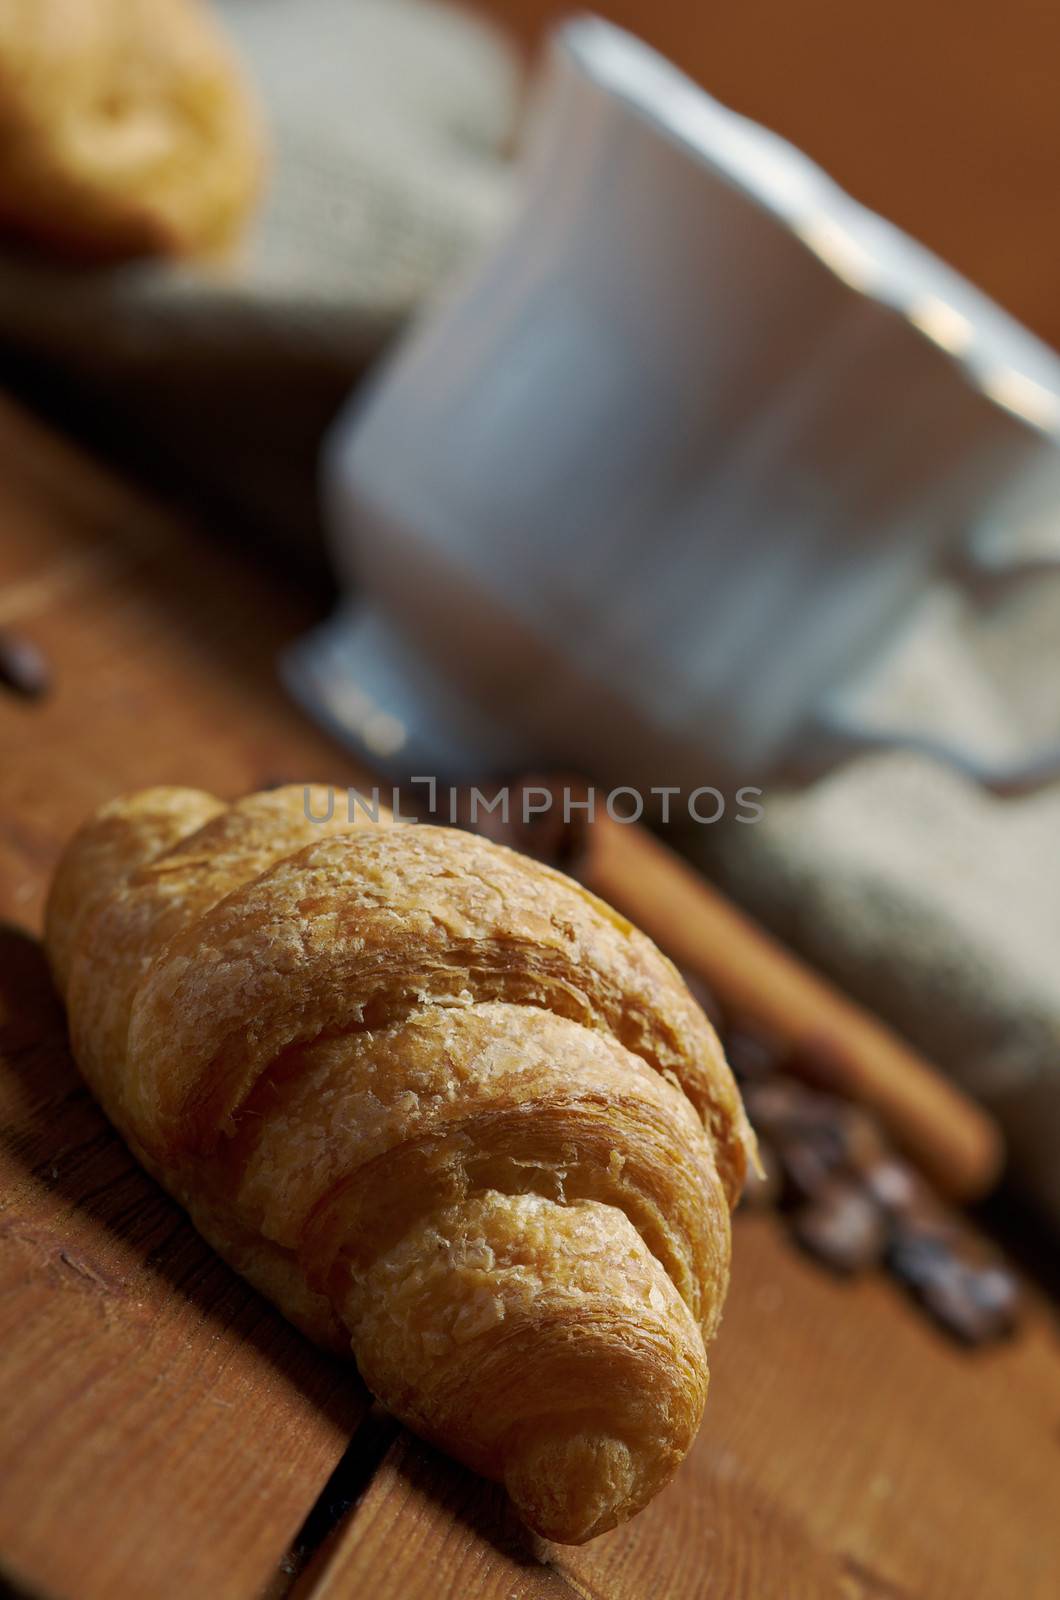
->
474;1;1060;352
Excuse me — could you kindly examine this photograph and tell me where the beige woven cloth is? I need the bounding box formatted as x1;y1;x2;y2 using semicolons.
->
706;554;1060;1224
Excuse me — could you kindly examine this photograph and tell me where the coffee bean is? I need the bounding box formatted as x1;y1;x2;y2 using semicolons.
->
885;1215;1019;1343
792;1178;888;1274
0;629;51;699
456;776;590;873
741;1078;816;1137
743;1077;848;1144
741;1077;852;1201
966;1266;1021;1333
863;1158;922;1215
914;1261;988;1343
724;1020;786;1083
899;1234;1019;1341
836;1104;889;1171
912;1259;1018;1346
887;1218;960;1288
776;1130;844;1201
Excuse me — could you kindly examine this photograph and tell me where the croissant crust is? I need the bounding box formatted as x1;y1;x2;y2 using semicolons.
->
45;785;753;1543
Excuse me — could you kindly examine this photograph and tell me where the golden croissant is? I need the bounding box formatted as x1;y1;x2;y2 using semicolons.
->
45;785;754;1543
0;0;263;261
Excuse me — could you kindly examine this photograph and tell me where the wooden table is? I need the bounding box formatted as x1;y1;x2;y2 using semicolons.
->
2;398;1059;1600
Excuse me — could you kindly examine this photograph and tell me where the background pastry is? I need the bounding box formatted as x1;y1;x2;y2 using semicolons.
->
0;0;264;261
45;784;754;1543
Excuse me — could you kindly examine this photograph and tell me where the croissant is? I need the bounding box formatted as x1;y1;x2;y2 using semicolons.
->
0;0;264;262
45;785;754;1543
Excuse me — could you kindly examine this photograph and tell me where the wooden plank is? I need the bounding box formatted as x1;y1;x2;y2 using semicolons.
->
0;928;367;1600
0;396;367;942
0;397;375;1599
291;1429;579;1600
298;1428;840;1599
299;1216;1060;1600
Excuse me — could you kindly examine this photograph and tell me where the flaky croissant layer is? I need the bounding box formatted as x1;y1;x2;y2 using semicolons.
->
45;786;754;1542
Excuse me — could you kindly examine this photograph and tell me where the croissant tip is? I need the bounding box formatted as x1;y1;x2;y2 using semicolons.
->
504;1430;644;1544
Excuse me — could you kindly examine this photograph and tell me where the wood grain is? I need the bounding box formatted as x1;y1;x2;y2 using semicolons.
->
291;1430;579;1600
295;1215;1060;1600
0;395;374;1600
2;395;1059;1599
0;929;366;1600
